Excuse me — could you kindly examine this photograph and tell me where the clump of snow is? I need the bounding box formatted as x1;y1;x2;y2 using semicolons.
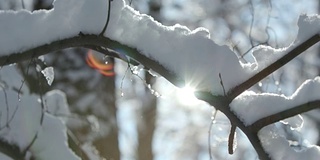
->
0;0;108;55
44;90;70;121
281;114;303;130
250;45;290;71
230;76;320;126
41;67;54;86
259;124;320;160
30;114;80;160
296;14;320;43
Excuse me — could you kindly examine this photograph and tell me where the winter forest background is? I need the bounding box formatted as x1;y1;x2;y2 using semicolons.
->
0;0;319;160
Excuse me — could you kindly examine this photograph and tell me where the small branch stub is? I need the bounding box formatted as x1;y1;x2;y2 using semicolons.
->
228;124;236;154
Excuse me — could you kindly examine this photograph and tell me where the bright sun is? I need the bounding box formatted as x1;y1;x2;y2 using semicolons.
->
176;86;200;105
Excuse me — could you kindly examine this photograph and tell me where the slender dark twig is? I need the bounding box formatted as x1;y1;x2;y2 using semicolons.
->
22;133;38;157
219;73;226;96
99;0;113;36
21;0;25;9
36;61;45;125
2;88;9;128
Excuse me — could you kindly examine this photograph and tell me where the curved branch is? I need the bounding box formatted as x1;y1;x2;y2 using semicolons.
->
249;100;320;132
0;33;271;159
3;33;319;160
229;33;320;100
0;34;185;88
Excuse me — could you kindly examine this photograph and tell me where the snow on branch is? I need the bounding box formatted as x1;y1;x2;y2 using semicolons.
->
0;0;254;95
228;16;320;99
0;0;318;96
230;77;320;126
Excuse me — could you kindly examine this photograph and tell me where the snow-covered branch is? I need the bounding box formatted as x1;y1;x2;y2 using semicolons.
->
0;34;184;88
0;0;319;159
249;100;320;132
229;33;320;100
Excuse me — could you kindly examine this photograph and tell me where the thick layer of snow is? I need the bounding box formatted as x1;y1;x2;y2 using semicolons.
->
107;1;253;94
296;14;320;43
0;0;318;95
230;76;320;126
0;0;251;95
0;0;107;54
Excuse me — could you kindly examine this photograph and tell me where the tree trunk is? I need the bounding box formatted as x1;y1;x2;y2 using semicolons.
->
137;73;157;160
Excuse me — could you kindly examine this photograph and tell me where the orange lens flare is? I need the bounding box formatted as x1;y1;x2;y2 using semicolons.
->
86;50;115;76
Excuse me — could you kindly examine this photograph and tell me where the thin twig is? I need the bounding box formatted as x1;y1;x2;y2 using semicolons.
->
0;103;19;130
36;60;45;125
208;110;217;160
2;88;9;128
21;0;25;9
219;73;226;96
99;0;113;36
18;57;33;101
22;132;38;157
